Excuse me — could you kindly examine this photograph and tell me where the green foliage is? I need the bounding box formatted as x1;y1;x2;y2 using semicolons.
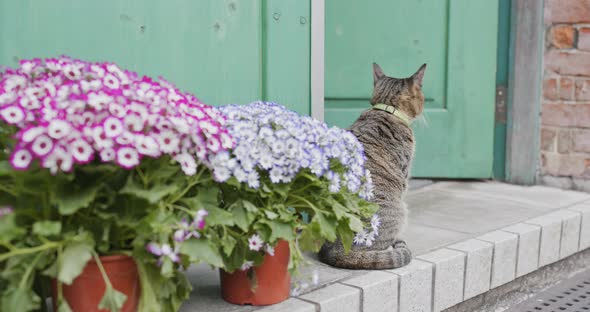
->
0;152;219;311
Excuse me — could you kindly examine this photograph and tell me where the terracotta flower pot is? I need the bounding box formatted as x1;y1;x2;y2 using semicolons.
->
220;240;290;306
52;254;140;312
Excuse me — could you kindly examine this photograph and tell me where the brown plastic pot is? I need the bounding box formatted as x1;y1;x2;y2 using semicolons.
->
52;254;140;312
220;240;290;306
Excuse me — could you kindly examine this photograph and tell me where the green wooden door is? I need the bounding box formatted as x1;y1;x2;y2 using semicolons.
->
0;0;311;115
325;0;498;178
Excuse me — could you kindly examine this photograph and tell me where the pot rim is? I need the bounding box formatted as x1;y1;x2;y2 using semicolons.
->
90;254;134;263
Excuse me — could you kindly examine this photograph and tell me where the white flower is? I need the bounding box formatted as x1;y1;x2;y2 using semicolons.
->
43;147;73;174
370;214;381;235
100;148;115;161
21;126;45;143
206;137;221;152
116;147;140;169
103;117;124;138
87;92;111;110
20;96;41;110
353;230;367;245
71;139;93;163
247;171;260;189
156;131;180;154
233;167;248;183
265;244;275;256
10;149;33;169
365;231;376;247
135;135;160;157
31;135;53;156
0;106;25;124
240;261;254;271
92;127;114;150
62;64;82;80
47;119;71;139
103;74;120;89
248;234;264;251
174;153;197;175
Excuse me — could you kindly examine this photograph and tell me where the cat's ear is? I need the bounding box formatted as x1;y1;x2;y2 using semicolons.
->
412;63;427;88
373;62;385;83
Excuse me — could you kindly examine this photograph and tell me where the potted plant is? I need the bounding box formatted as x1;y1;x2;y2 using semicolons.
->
203;102;379;305
0;56;234;311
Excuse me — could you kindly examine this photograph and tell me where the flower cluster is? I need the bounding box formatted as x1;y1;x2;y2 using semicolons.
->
353;214;381;246
211;101;374;199
0;56;233;174
0;206;13;218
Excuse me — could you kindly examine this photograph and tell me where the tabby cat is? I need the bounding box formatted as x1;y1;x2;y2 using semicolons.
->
318;62;427;269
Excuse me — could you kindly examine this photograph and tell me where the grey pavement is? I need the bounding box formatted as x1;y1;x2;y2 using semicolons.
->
180;181;590;312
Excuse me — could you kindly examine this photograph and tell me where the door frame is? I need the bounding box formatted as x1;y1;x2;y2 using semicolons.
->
311;0;325;121
504;0;545;185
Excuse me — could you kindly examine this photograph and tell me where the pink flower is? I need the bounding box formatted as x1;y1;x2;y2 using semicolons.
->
0;105;25;124
47;119;71;139
10;148;33;170
116;146;140;169
31;135;53;156
103;117;124;138
71;139;93;163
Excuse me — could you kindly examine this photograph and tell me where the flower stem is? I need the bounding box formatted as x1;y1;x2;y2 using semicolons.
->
289;194;320;212
0;242;61;262
92;251;113;288
19;252;43;289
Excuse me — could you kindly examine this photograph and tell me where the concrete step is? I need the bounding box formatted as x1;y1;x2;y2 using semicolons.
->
180;182;590;312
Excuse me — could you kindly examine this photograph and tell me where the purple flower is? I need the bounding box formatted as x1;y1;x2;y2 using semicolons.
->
0;207;14;217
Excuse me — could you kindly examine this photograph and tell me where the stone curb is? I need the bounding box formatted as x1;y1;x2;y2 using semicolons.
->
267;205;590;312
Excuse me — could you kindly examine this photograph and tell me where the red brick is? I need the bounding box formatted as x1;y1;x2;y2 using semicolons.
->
545;0;590;24
541;127;557;151
573;129;590;152
576;79;590;100
542;103;590;128
544;78;559;100
541;152;589;177
579;28;590;52
550;25;576;49
560;78;575;100
558;129;573;153
545;50;590;77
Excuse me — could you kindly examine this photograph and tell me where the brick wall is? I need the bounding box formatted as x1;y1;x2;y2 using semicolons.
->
540;0;590;191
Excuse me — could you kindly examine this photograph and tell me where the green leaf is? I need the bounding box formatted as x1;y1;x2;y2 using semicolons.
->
242;200;258;212
221;235;237;256
54;183;101;215
160;258;174;278
266;220;295;242
32;221;62;236
98;286;127;312
135;261;162;312
346;215;364;233
57;301;73;312
0;160;12;176
181;186;219;210
58;241;93;284
0;213;25;241
330;199;348;220
180;239;224;268
264;211;279;220
204;207;234;227
1;288;41;312
231;203;251;232
136;260;162;312
121;176;179;204
337;222;354;254
313;213;337;242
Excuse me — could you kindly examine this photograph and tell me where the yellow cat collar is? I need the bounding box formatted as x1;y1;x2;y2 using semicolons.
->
372;103;411;125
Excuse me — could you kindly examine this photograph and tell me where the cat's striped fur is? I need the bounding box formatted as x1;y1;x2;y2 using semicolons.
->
318;63;426;269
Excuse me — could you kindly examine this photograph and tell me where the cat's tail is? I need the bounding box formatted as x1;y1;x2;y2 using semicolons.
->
318;240;412;270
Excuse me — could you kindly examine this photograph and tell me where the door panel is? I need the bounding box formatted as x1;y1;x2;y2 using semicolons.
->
0;0;311;114
325;0;498;178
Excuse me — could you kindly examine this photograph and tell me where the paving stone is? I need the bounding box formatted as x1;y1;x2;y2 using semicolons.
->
477;231;518;289
404;222;472;256
254;298;316;312
340;271;399;312
568;203;590;250
556;210;582;258
525;214;563;267
406;189;547;235
299;283;360;312
436;181;590;210
447;239;493;300
388;259;433;312
417;249;465;311
502;223;541;277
